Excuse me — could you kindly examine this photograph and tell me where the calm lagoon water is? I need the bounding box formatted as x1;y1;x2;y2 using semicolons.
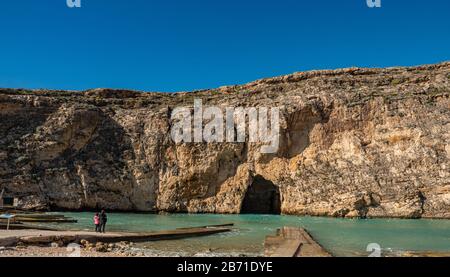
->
43;213;450;257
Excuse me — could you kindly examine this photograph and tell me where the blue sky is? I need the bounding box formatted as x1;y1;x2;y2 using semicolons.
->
0;0;449;92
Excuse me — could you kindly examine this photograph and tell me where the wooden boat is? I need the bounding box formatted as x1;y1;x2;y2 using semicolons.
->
11;217;78;223
0;222;58;231
176;223;234;229
12;214;67;219
0;212;77;224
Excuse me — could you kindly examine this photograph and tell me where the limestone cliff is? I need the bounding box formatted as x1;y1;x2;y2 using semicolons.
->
0;62;449;218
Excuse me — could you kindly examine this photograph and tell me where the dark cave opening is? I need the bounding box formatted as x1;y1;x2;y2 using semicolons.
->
241;175;281;214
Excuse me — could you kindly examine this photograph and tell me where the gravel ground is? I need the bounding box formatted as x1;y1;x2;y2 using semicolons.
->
0;245;143;257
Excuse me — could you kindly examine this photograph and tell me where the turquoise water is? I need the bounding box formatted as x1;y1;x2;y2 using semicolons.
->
42;213;450;257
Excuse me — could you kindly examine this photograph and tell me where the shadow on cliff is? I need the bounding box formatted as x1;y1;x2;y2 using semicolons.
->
0;100;62;199
31;107;158;212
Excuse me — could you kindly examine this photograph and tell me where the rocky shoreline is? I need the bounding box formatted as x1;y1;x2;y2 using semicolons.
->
0;245;131;257
2;244;450;257
0;241;256;257
0;242;146;257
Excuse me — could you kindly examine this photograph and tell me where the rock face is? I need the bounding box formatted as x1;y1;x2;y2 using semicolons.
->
0;62;449;218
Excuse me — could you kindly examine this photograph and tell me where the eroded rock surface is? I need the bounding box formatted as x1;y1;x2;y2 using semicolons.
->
0;62;449;218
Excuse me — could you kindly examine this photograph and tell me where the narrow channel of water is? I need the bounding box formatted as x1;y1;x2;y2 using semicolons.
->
41;212;450;257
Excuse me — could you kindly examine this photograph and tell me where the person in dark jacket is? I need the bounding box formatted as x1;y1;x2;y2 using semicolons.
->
100;210;108;233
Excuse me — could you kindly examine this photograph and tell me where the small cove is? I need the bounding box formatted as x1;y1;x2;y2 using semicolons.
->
39;212;450;257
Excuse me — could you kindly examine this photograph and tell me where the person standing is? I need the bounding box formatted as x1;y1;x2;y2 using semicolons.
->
93;213;100;232
100;210;108;233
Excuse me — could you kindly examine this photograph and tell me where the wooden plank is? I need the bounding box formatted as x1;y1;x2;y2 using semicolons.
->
264;227;332;257
176;223;234;229
13;227;232;245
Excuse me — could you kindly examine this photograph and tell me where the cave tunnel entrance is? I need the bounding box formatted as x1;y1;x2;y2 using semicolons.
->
241;176;281;214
